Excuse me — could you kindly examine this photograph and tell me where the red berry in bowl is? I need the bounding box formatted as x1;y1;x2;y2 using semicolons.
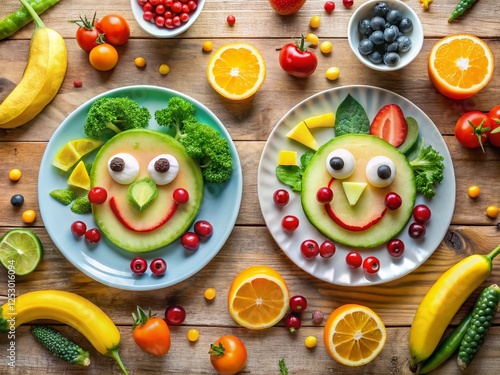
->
409;222;426;239
273;189;290;207
88;187;108;204
181;231;200;251
289;295;308;313
85;228;101;244
413;204;431;223
194;220;213;238
316;187;334;204
385;192;402;210
319;240;336;258
150;258;167;275
281;215;299;232
387;239;405;257
165;305;186;325
71;221;87;237
300;239;320;259
346;251;362;269
130;257;148;274
363;256;380;274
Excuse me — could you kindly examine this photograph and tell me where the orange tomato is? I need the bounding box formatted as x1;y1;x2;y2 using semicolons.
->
209;335;247;375
132;306;171;356
89;43;119;71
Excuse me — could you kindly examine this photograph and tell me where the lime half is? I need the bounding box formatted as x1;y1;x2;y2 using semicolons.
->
0;229;43;275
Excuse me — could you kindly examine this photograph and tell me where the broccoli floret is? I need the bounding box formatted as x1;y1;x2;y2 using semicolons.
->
70;195;91;214
49;189;77;205
155;97;233;184
84;97;151;141
409;141;445;198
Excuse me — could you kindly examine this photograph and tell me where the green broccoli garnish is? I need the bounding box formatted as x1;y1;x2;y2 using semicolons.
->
155;97;233;184
49;189;77;205
409;141;445;198
83;97;151;141
70;195;91;214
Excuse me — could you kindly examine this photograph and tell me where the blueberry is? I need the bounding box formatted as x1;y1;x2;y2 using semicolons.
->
10;194;24;207
370;16;386;31
399;18;413;33
385;42;398;52
383;52;400;66
383;27;397;43
368;50;383;64
396;35;412;53
358;19;373;36
358;39;374;55
386;9;403;25
371;2;390;17
369;30;385;45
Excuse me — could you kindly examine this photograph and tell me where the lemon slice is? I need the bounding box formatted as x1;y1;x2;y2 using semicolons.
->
0;229;43;275
67;160;91;190
52;138;103;171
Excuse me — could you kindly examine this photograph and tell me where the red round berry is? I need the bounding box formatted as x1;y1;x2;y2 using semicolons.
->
409;222;426;239
316;187;334;204
387;239;405;257
130;257;148;274
194;220;213;238
300;239;320;259
88;187;108;205
385;192;402;210
363;256;380;274
227;15;236;26
173;188;189;204
85;228;101;244
324;1;335;13
281;215;299;232
346;251;362;269
319;240;336;258
343;0;354;7
150;258;167;276
71;221;87;237
273;189;290;207
181;231;200;251
289;295;308;313
284;313;301;333
165;305;186;325
413;204;432;223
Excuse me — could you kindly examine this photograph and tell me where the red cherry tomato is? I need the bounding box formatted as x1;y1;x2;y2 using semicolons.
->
487;105;500;147
209;335;247;375
454;111;491;149
97;14;130;46
72;13;102;52
279;35;318;78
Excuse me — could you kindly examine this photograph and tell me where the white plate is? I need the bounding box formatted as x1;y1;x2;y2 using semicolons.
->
38;85;242;291
258;85;455;286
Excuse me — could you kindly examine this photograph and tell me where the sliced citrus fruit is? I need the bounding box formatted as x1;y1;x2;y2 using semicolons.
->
228;265;290;330
428;34;494;100
0;229;43;275
207;43;266;100
52;138;103;172
323;304;387;367
67;160;91;190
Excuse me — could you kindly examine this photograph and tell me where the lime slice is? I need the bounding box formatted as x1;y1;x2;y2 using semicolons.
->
0;229;43;275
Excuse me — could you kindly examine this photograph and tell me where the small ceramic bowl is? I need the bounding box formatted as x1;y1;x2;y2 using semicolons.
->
131;0;205;38
347;0;424;72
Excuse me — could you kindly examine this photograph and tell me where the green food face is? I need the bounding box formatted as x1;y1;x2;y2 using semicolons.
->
301;134;416;248
90;129;204;253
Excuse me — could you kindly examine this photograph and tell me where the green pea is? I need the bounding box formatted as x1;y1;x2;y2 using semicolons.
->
448;0;478;22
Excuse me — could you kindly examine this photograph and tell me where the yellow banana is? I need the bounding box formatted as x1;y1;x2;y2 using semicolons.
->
409;244;500;366
0;290;128;374
0;0;67;129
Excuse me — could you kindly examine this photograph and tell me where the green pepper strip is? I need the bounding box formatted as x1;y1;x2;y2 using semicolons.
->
0;0;60;40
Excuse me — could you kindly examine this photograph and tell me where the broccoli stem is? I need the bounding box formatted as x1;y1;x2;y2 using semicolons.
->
106;122;123;135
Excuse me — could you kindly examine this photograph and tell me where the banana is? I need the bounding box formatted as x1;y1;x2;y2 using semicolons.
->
409;244;500;367
0;290;128;374
0;0;67;129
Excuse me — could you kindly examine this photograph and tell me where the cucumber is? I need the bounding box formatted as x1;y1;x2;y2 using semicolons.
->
127;177;159;212
398;117;419;155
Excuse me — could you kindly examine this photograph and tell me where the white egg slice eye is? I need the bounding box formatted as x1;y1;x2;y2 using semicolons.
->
326;149;356;179
108;153;140;184
366;156;396;187
148;154;179;185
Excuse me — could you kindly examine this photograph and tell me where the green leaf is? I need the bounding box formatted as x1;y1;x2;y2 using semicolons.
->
275;151;315;192
334;94;370;136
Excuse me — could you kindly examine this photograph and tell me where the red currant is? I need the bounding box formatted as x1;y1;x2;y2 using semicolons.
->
171;1;182;13
150;258;167;275
324;1;335;13
284;313;301;333
387;239;405;257
346;251;362;269
71;221;87;237
165;305;186;325
385;192;402;210
181;231;200;251
300;239;320;259
343;0;354;7
413;204;431;223
85;228;101;244
281;215;299;232
319;240;336;258
363;256;380;274
273;189;290;207
289;295;308;313
130;257;148;274
227;15;236;26
173;188;189;204
316;187;334;204
194;220;213;238
409;222;426;239
88;187;108;205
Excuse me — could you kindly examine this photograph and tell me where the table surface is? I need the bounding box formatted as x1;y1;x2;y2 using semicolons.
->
1;0;500;374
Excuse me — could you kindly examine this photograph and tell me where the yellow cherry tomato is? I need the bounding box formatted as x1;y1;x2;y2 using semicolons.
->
310;15;321;29
305;33;319;46
486;205;499;218
187;328;200;342
159;64;170;75
304;335;317;348
468;185;480;198
89;43;119;71
326;67;340;81
320;41;333;54
202;41;213;52
22;209;36;223
134;57;146;68
9;168;22;181
204;287;216;300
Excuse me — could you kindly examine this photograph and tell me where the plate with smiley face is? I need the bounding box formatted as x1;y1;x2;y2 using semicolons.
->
258;85;455;286
38;85;242;290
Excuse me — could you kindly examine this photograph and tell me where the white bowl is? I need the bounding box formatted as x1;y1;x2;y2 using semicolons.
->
131;0;205;38
347;0;424;71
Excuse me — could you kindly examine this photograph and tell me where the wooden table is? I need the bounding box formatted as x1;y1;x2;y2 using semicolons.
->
1;0;500;373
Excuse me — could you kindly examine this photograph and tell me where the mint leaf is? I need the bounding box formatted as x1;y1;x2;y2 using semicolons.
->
275;151;315;192
334;94;370;136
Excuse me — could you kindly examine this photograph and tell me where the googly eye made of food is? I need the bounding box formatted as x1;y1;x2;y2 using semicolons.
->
366;156;396;188
148;154;179;185
326;149;355;179
108;153;140;184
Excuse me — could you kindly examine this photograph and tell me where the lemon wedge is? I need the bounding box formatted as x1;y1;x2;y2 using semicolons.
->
53;138;103;171
67;160;91;190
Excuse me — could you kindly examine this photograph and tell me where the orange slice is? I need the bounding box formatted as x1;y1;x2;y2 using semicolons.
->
228;265;289;330
207;43;266;100
428;34;494;100
323;304;386;367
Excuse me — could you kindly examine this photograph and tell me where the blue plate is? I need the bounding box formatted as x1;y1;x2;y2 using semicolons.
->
38;85;242;290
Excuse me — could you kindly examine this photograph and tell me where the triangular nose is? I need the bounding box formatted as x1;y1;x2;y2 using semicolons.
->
342;182;367;206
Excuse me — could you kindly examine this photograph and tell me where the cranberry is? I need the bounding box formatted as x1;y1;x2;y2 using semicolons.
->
150;258;167;275
319;240;336;258
71;221;87;237
385;192;402;210
171;1;182;13
409;222;426;239
289;295;308;313
194;220;213;238
324;1;335;13
88;187;108;205
300;239;320;259
173;188;189;204
316;187;334;204
273;189;290;207
281;215;299;232
85;228;101;244
130;257;148;274
343;0;354;7
227;15;236;26
413;204;432;223
165;305;186;325
387;239;405;257
284;313;301;332
181;231;200;251
346;251;362;269
363;256;380;274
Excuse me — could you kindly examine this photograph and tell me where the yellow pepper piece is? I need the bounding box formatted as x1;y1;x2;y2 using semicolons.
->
303;112;335;129
278;150;297;166
420;0;432;10
286;122;319;151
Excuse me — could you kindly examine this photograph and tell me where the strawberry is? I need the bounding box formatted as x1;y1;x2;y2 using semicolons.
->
269;0;306;15
369;104;408;147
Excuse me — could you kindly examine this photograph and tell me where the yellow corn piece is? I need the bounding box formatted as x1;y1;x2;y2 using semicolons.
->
420;0;432;10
